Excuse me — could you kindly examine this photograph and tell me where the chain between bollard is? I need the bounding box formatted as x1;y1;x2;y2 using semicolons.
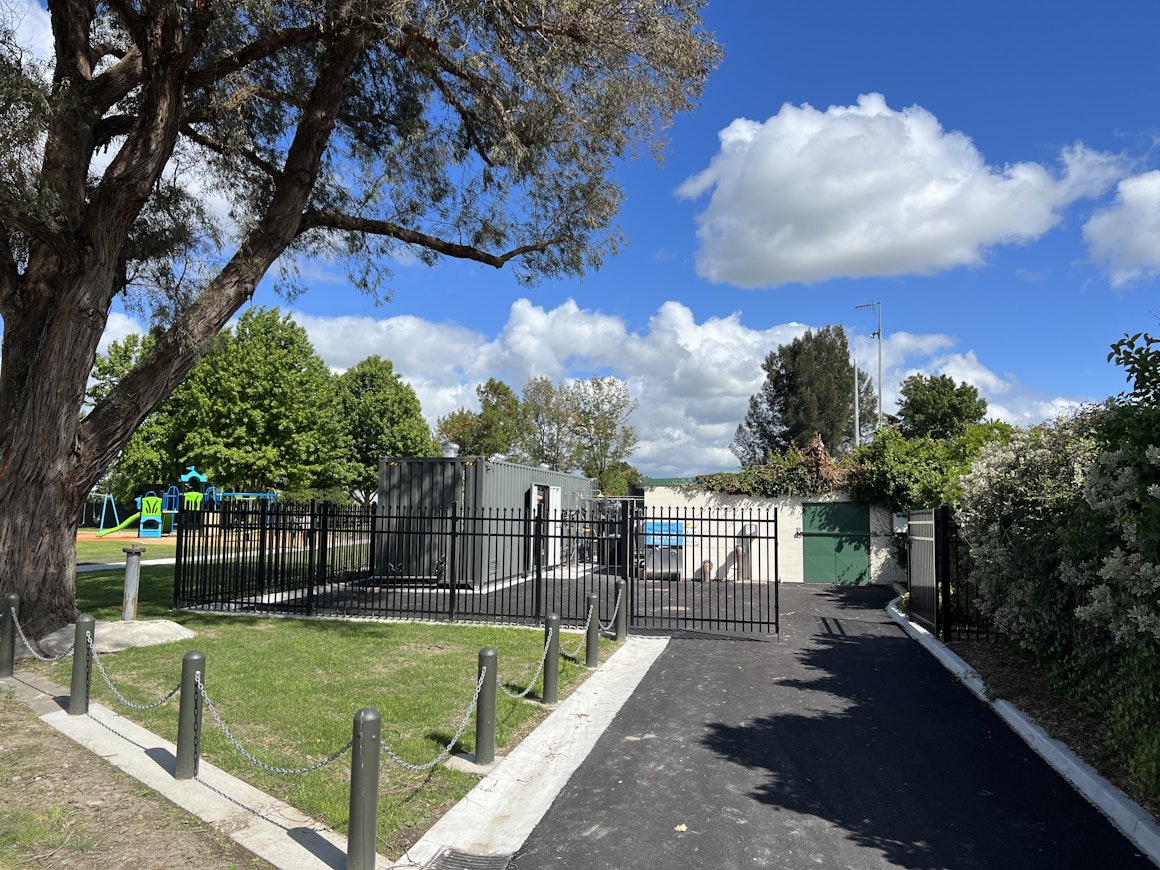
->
195;673;353;775
498;628;554;701
560;605;593;659
86;633;180;711
379;666;487;772
8;607;69;663
597;588;622;633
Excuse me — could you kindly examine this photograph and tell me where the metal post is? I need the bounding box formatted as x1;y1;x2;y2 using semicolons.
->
176;650;206;779
614;579;627;642
585;593;599;668
936;504;953;643
533;514;544;620
68;615;95;716
348;707;382;870
475;647;497;765
0;593;17;677
122;546;145;621
543;614;560;705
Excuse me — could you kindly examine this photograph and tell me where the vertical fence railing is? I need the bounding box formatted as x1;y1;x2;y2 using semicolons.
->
175;501;779;632
906;505;992;642
907;509;938;636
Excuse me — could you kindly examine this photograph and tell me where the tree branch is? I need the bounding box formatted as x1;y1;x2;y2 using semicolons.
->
184;24;326;94
299;210;572;268
78;27;372;479
180;123;283;180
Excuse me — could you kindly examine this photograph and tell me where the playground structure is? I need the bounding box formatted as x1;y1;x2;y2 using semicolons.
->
94;466;271;537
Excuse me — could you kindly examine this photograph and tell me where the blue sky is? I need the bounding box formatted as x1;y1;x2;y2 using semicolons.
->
11;2;1160;477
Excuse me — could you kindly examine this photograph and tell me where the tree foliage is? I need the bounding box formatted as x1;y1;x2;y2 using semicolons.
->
732;325;876;464
570;376;639;480
436;378;523;457
847;422;1013;513
0;0;718;632
517;376;580;470
336;355;438;505
435;373;641;488
1108;331;1160;404
94;308;353;501
957;357;1160;791
893;373;987;440
696;436;847;499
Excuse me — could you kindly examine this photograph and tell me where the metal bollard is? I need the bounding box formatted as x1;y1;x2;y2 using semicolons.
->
614;579;627;642
122;546;145;621
347;707;382;870
0;593;17;678
543;613;560;705
68;615;95;716
585;593;599;668
175;650;206;779
475;647;497;765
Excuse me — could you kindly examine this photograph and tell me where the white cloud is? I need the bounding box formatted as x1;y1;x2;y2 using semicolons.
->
678;93;1123;288
98;312;145;355
86;300;1094;478
8;1;53;62
1083;170;1160;286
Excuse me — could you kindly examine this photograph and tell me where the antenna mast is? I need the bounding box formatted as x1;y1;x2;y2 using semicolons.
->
855;301;883;429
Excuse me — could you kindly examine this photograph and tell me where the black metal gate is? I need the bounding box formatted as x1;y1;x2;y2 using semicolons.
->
627;507;779;634
175;501;779;634
906;505;991;641
906;507;942;636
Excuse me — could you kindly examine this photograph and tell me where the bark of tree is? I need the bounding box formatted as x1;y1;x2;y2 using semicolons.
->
0;0;717;637
0;10;368;637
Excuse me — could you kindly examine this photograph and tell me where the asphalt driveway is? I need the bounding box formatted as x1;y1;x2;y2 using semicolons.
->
507;584;1154;870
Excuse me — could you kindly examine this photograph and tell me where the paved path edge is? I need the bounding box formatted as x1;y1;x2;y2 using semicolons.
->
887;596;1160;865
391;635;670;869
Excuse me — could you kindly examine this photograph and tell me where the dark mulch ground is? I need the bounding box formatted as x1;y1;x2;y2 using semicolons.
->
950;640;1160;821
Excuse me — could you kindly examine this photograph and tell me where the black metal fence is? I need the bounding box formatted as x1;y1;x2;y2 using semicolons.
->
174;501;779;633
906;505;992;641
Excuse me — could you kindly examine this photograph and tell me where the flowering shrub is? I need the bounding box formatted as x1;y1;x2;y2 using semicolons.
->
959;403;1160;791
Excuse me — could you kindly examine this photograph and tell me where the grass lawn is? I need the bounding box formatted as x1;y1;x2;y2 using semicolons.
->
27;564;615;859
76;536;179;564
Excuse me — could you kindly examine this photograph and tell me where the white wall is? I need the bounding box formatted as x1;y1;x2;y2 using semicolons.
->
643;487;904;585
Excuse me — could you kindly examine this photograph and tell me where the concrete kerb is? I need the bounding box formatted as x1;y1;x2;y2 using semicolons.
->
391;634;670;869
886;596;1160;865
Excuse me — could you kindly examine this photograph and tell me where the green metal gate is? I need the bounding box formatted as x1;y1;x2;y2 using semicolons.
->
802;502;871;585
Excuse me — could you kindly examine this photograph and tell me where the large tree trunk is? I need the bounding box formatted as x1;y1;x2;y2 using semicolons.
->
0;23;369;638
0;283;108;638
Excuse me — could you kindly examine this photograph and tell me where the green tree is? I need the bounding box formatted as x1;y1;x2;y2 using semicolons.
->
893;373;987;440
175;308;351;497
436;378;523;457
732;325;876;464
0;1;718;633
93;308;352;500
336;356;438;504
596;461;644;496
569;376;639;480
88;332;185;501
515;376;579;471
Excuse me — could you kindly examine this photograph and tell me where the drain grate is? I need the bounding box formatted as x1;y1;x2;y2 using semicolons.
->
428;848;512;870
